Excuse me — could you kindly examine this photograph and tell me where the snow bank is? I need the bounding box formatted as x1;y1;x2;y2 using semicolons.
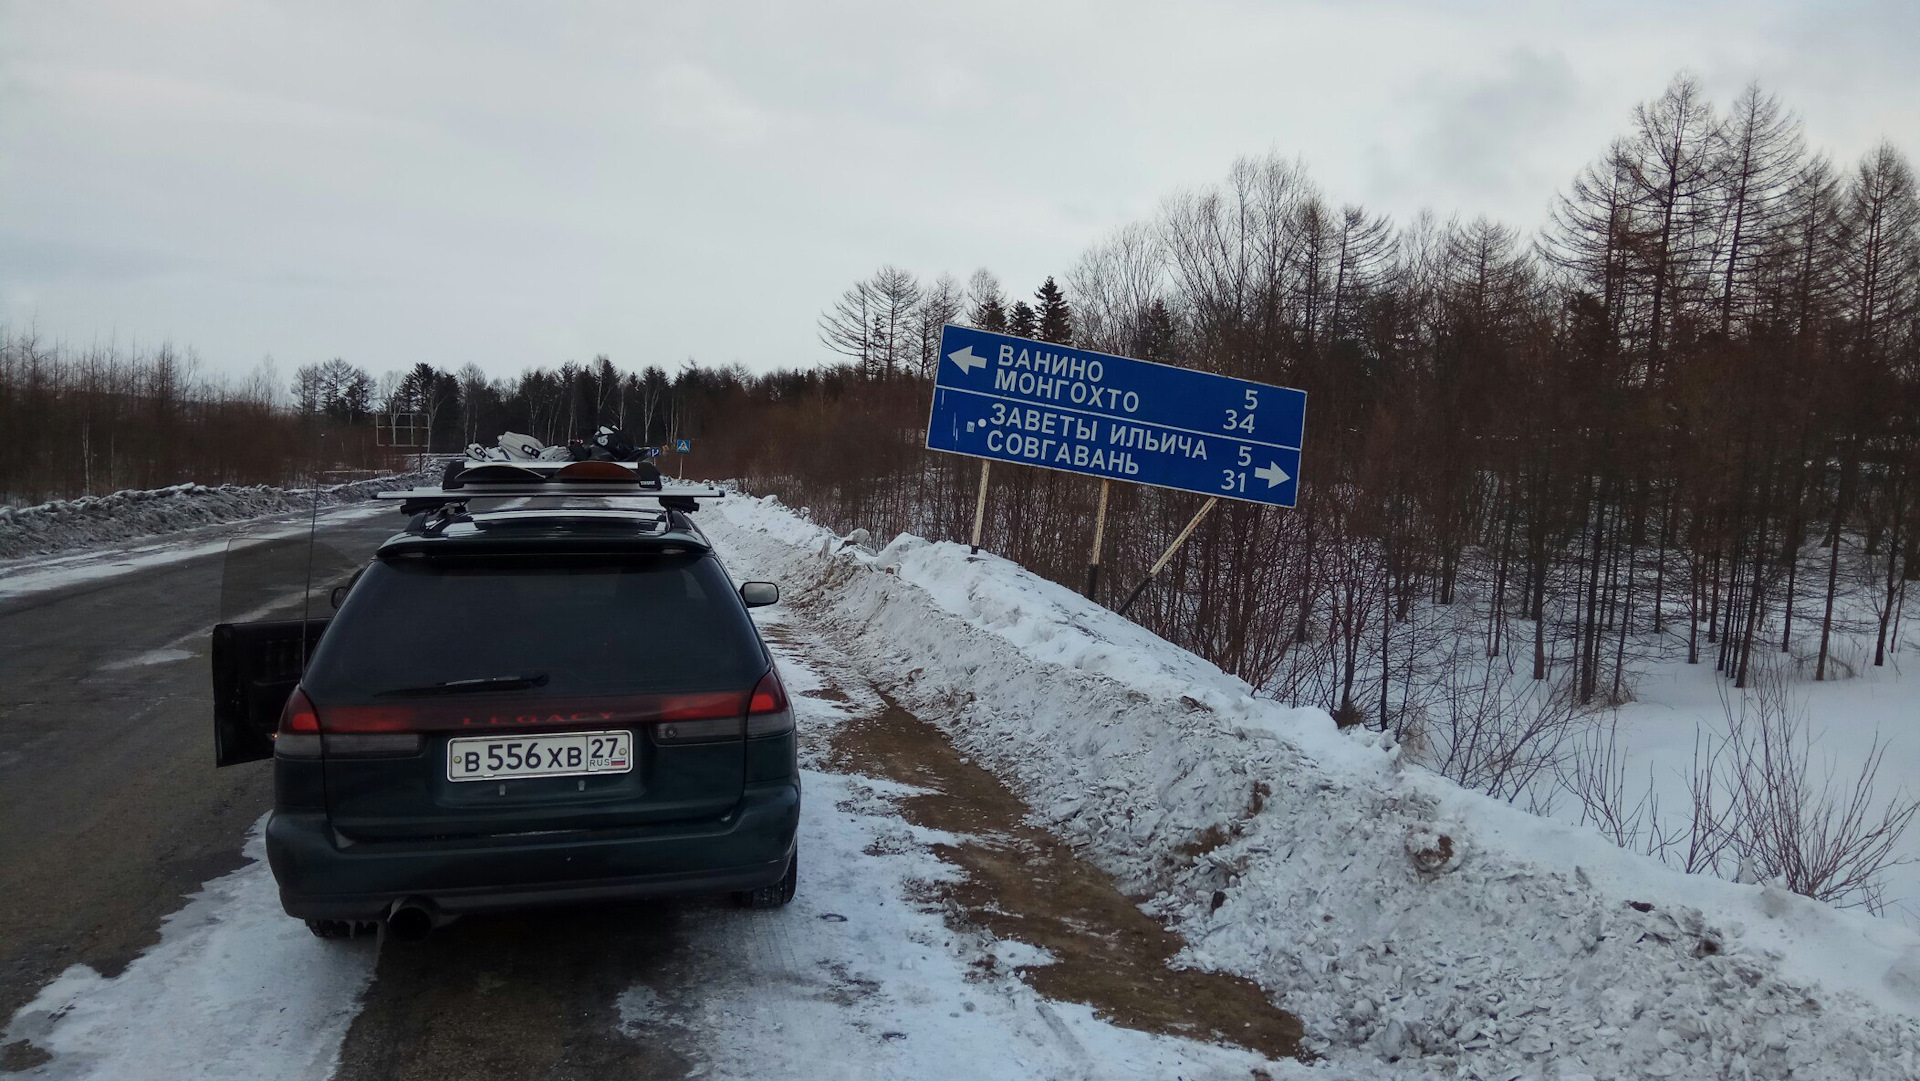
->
612;637;1307;1081
709;491;1920;1079
0;473;427;561
1;820;376;1081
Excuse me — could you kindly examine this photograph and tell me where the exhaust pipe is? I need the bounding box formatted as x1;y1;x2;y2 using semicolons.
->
384;898;441;942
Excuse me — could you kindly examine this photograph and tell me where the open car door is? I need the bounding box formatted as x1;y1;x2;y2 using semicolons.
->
211;618;328;765
210;528;359;766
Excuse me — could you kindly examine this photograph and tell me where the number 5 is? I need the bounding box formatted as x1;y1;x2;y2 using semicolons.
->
1244;389;1259;409
1238;445;1252;467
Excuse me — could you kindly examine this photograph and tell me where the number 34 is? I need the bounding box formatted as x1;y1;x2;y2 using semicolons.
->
1223;389;1258;433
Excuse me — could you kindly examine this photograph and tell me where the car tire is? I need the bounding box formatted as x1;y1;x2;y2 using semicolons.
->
735;850;797;909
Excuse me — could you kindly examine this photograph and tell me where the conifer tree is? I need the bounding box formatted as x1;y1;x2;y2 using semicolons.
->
967;269;1010;332
971;296;1009;333
1008;300;1038;340
1034;276;1074;344
1136;299;1175;360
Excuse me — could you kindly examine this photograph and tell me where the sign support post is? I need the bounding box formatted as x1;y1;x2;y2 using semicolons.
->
1083;479;1111;599
969;460;992;554
1117;496;1219;617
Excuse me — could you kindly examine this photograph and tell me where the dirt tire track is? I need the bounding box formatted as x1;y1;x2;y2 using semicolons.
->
825;697;1306;1063
330;904;705;1081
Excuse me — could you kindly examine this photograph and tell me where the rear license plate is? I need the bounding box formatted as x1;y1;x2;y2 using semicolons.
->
447;730;633;782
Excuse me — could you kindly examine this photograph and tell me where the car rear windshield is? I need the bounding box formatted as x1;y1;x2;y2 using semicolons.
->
301;550;765;702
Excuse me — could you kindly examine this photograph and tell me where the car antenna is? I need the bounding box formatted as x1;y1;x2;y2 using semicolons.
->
302;443;322;677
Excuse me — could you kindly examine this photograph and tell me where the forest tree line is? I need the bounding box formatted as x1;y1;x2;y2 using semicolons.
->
0;338;743;499
731;76;1920;734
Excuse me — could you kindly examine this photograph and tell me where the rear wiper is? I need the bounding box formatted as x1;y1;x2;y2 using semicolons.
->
377;673;549;697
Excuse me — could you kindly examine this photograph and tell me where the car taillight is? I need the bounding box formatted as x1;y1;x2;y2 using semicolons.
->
276;687;784;748
746;670;793;738
280;688;320;733
275;688;322;758
318;705;420;732
652;674;790;743
658;693;748;721
275;688;421;758
652;690;747;743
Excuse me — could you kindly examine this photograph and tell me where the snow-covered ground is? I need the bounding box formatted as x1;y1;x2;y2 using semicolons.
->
5;717;1299;1080
0;474;427;563
1595;650;1920;926
9;486;1920;1079
0;502;394;603
3;536;1314;1080
0;473;434;602
610;608;1304;1080
706;490;1920;1078
1;823;378;1081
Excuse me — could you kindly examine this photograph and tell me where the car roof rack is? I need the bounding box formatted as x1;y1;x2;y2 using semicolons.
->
377;459;727;516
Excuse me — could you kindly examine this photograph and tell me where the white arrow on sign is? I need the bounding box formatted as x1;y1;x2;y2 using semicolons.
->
946;345;986;375
1254;462;1292;488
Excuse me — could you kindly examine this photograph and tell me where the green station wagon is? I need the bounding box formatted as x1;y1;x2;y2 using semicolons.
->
211;463;797;940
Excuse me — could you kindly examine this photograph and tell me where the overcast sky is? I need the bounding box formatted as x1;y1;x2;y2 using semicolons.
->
1;1;1914;384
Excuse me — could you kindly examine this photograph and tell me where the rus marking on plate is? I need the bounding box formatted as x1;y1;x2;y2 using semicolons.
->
925;325;1307;507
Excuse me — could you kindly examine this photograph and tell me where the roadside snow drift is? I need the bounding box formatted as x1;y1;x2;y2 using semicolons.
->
0;474;425;561
707;491;1920;1080
1;821;376;1081
618;615;1308;1080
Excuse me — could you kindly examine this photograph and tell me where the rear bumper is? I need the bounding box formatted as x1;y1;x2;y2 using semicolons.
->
266;781;799;921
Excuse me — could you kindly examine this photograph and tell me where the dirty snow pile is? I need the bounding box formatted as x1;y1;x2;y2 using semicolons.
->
0;473;428;560
613;612;1306;1081
707;491;1920;1080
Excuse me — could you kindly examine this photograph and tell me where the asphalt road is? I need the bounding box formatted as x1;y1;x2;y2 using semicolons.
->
0;514;397;1037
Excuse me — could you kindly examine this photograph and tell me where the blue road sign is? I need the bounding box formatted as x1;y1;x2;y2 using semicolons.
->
925;325;1306;507
675;438;692;453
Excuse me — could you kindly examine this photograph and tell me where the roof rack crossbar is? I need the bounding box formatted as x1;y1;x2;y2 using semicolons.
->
377;483;726;512
379;457;724;515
